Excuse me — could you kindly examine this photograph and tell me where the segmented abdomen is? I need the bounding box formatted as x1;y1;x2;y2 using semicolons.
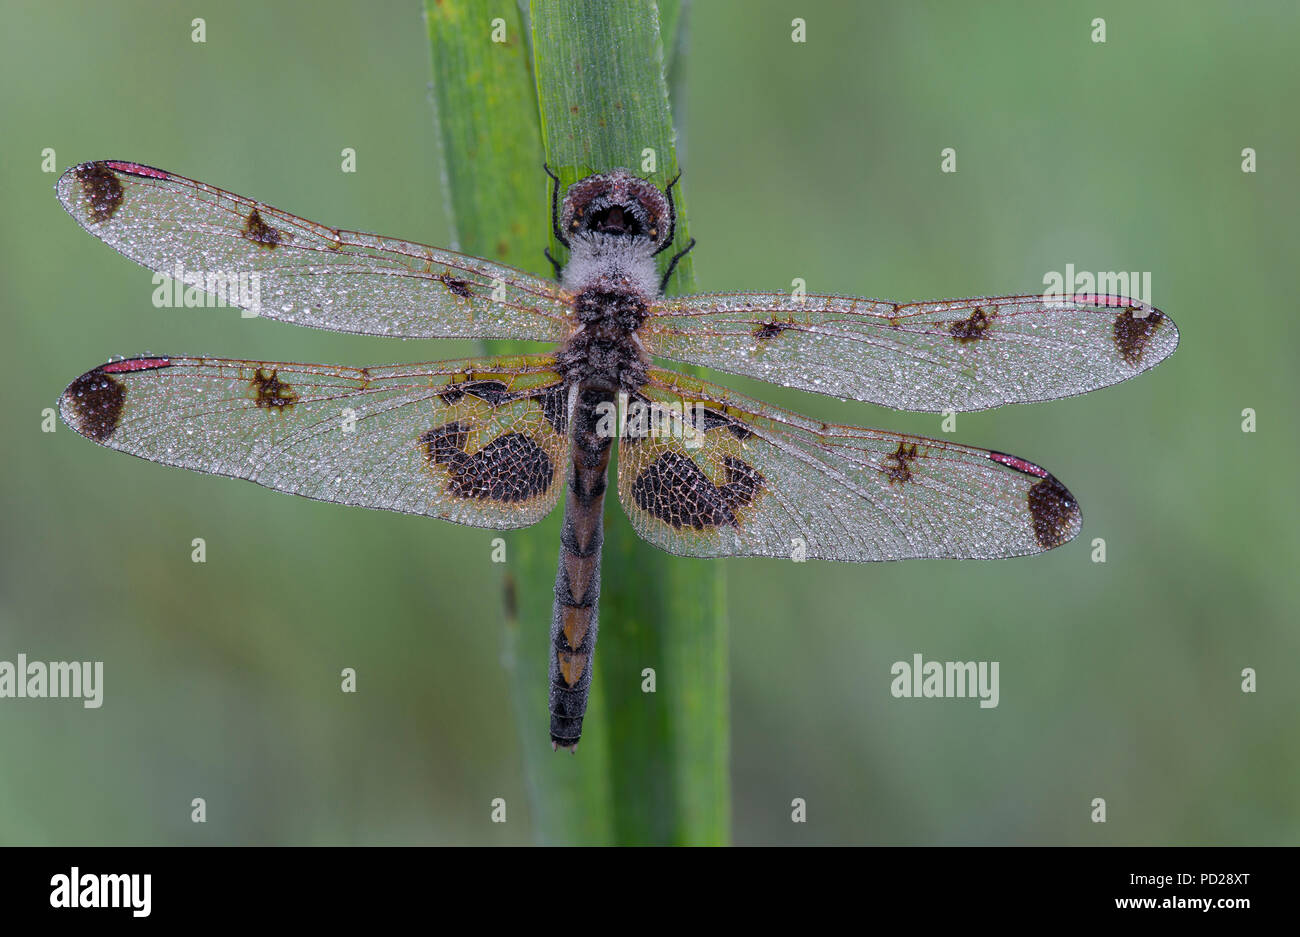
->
548;387;614;750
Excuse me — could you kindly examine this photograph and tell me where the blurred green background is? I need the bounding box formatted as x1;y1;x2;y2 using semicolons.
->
1;0;1296;844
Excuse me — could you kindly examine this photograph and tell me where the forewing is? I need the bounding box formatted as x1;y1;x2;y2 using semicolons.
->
642;292;1178;412
617;368;1081;561
59;354;571;528
56;161;573;342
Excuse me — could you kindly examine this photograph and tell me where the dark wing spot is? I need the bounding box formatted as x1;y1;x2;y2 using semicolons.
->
882;440;920;484
421;425;553;503
75;162;124;224
250;368;298;410
950;307;995;342
438;274;472;298
439;379;510;407
631;451;765;530
1027;476;1080;550
700;408;754;440
753;321;791;341
633;452;730;529
243;208;282;248
720;457;764;509
539;384;569;436
63;367;126;441
420;421;470;463
463;380;509;405
452;432;553;502
1113;308;1165;366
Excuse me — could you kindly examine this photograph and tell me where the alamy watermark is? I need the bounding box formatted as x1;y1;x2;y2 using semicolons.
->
594;392;707;449
890;653;999;708
1042;264;1152;310
152;262;262;317
0;654;103;708
50;867;150;917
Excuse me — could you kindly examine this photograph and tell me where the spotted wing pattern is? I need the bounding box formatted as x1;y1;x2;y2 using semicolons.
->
642;292;1178;412
59;354;571;528
56;161;574;342
617;368;1081;561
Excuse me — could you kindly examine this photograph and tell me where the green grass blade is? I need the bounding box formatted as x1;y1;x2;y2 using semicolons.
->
427;0;728;845
531;0;729;845
658;0;686;82
425;0;544;268
425;0;615;844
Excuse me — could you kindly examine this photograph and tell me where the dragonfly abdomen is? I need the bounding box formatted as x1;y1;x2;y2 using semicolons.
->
548;387;614;750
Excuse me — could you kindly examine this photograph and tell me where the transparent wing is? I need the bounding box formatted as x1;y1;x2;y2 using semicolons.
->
56;161;573;342
616;368;1081;561
59;354;571;527
642;291;1178;412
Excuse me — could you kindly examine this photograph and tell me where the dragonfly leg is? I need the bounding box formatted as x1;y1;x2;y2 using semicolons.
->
658;236;696;293
543;163;570;249
652;168;684;257
544;246;563;281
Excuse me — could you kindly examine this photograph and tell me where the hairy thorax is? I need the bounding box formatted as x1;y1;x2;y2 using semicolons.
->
555;232;658;392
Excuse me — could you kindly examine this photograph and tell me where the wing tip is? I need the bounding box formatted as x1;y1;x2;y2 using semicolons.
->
55;160;174;225
59;357;172;443
56;161;124;225
1120;302;1179;371
60;365;126;443
1028;474;1082;551
988;452;1082;552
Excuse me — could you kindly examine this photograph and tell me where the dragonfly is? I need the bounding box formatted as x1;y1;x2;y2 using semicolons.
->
55;160;1178;750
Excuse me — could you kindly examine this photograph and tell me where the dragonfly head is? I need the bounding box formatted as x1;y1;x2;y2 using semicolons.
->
561;168;671;252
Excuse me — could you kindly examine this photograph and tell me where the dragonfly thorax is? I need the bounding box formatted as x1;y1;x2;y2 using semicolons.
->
555;281;650;392
555;171;667;392
560;231;660;300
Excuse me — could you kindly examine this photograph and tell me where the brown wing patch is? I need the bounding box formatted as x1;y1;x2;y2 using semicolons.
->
1027;476;1080;549
720;456;764;508
421;420;469;463
242;208;283;248
438;379;510;407
420;422;555;503
250;368;299;410
436;274;472;298
630;451;765;530
1113;308;1165;366
700;408;755;440
540;384;570;436
753;321;792;340
63;367;127;441
75;162;125;224
882;440;920;484
949;306;995;342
